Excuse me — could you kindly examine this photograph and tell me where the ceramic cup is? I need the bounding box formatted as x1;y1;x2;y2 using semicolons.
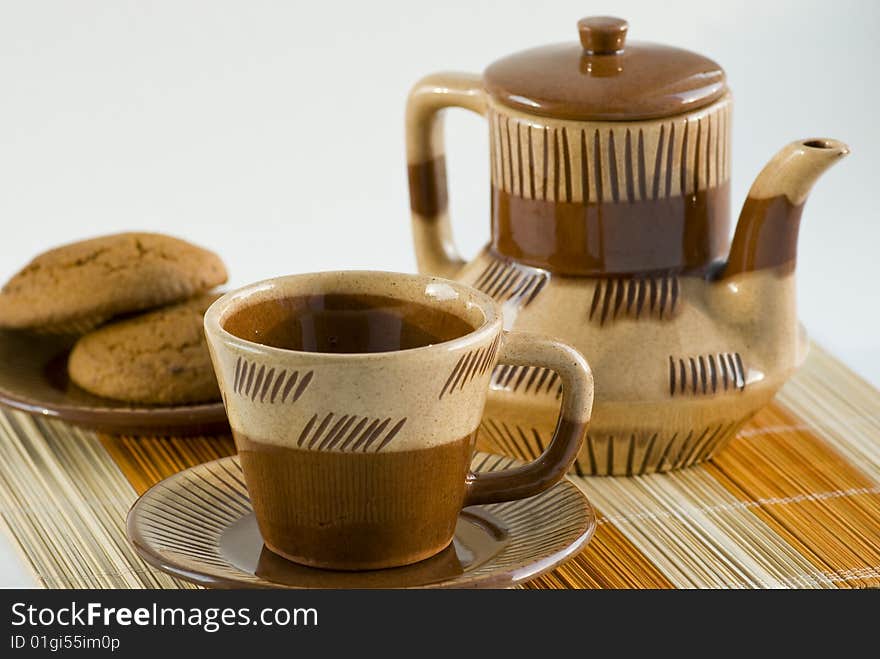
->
204;271;593;570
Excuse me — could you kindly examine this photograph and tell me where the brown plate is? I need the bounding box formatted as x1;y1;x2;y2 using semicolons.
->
127;452;596;588
0;329;229;435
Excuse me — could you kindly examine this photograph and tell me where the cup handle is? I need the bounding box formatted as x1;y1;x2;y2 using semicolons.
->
463;331;594;507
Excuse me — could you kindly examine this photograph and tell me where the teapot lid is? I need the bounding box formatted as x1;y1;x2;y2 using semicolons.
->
483;17;727;121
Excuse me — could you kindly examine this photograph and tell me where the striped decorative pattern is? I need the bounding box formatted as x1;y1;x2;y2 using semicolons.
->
470;259;549;309
0;343;878;589
489;99;731;203
490;365;562;399
589;275;680;325
478;419;741;478
669;353;746;397
232;358;313;403
480;418;548;461
296;413;407;453
438;335;501;399
127;452;593;588
579;424;742;476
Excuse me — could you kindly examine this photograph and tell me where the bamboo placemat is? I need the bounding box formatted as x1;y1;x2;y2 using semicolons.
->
0;344;877;589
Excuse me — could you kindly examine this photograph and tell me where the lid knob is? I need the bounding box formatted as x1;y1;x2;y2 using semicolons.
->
578;16;628;55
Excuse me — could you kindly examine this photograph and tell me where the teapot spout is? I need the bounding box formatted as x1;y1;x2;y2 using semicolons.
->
722;138;849;279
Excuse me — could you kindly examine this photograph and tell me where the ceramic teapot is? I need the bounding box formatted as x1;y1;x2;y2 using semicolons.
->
405;16;849;475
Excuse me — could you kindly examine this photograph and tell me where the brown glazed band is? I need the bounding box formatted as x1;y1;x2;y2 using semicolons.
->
724;195;804;277
408;156;449;219
491;182;731;276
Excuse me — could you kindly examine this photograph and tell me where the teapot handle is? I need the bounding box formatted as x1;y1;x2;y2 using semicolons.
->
405;72;487;279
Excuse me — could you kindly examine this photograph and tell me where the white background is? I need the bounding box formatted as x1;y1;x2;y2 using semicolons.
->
0;1;877;586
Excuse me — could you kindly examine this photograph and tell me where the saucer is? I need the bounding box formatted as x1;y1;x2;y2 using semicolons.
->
0;330;229;435
127;452;597;588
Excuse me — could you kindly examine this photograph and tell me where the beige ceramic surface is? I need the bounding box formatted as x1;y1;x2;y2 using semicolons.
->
405;15;850;475
466;257;801;475
204;271;593;568
207;274;492;453
204;272;592;453
126;452;597;589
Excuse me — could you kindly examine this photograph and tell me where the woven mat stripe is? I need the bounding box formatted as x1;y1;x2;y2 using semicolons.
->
571;441;838;589
0;412;125;588
706;404;880;589
524;523;674;589
100;434;237;496
0;410;193;589
776;345;880;484
102;434;674;589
